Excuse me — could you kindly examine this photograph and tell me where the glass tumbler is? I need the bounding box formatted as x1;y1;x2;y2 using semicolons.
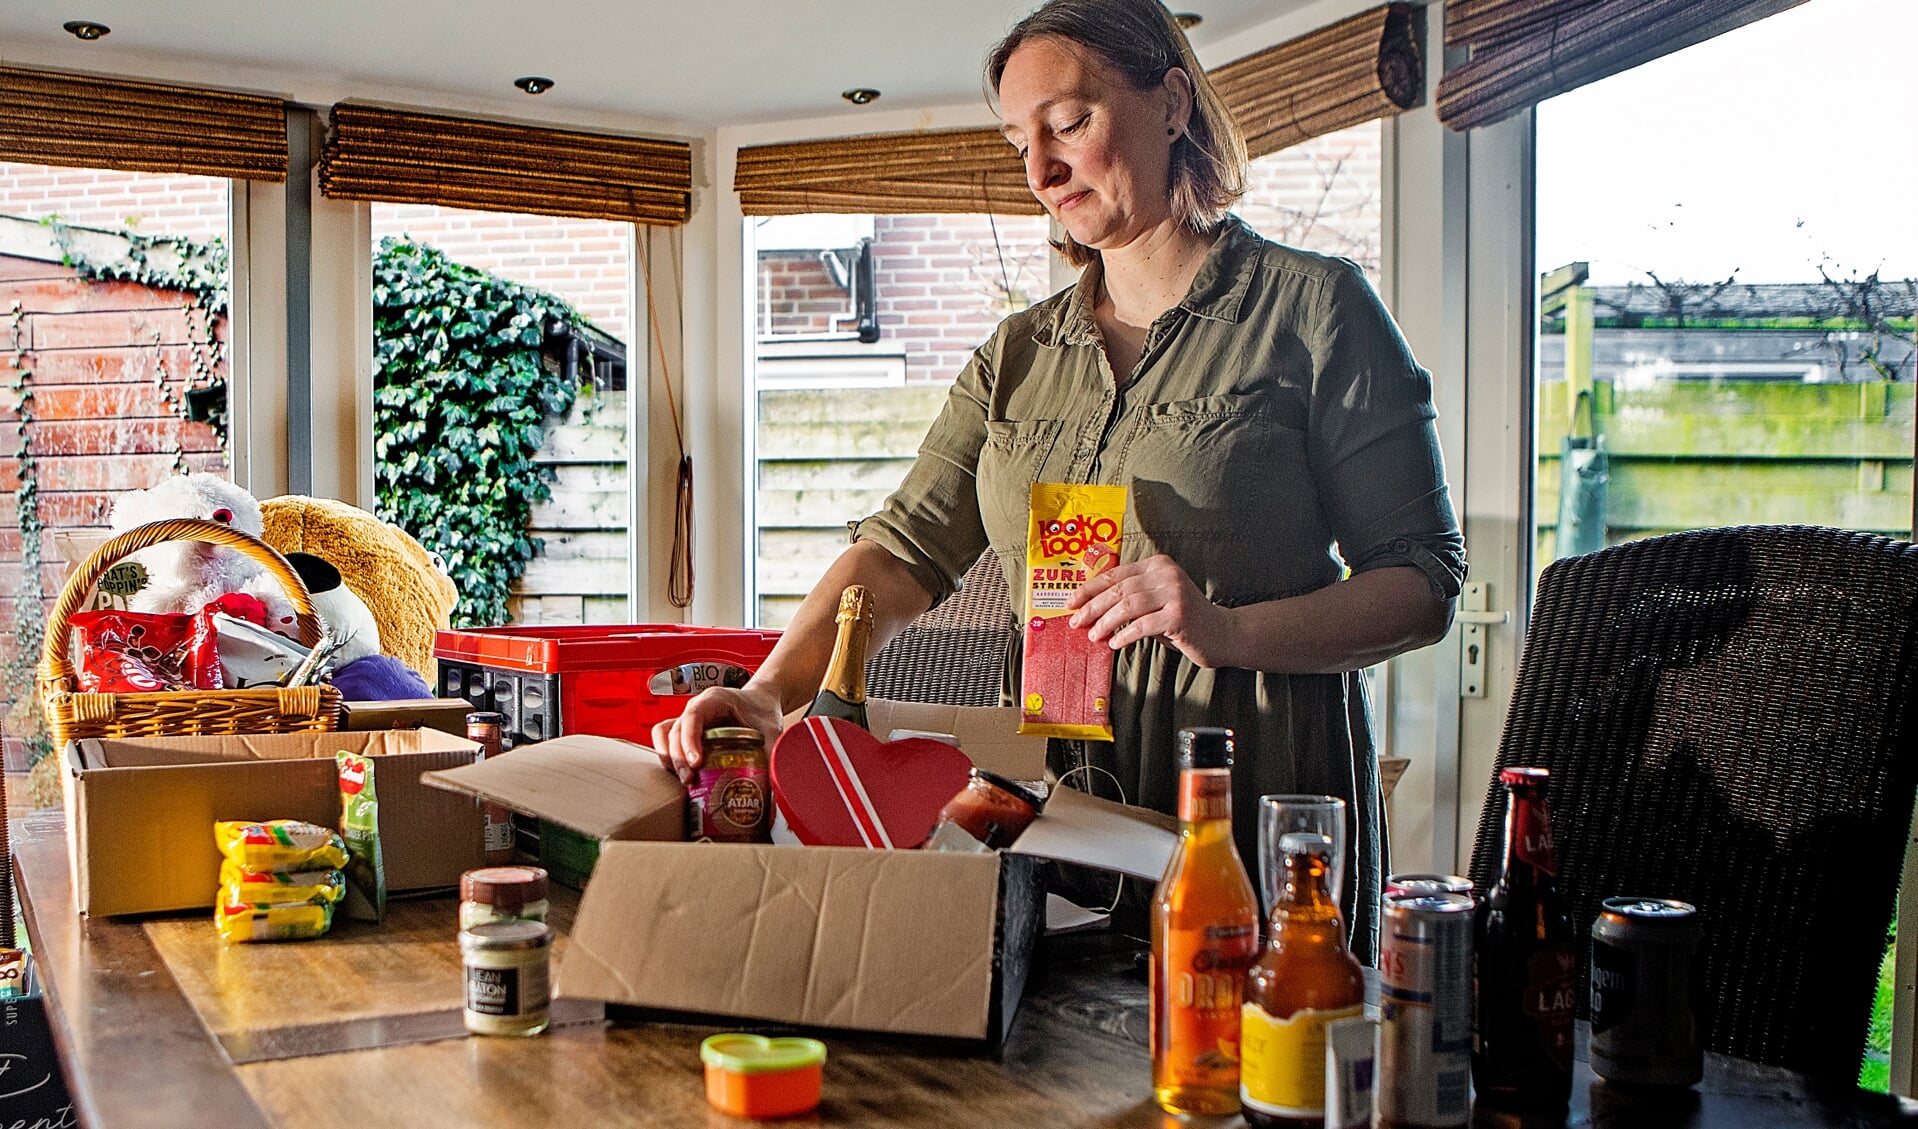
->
1258;793;1347;917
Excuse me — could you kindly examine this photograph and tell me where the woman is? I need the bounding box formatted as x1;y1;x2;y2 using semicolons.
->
656;0;1464;957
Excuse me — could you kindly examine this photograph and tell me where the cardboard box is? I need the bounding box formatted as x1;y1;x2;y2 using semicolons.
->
341;698;477;736
422;705;1176;1041
64;728;487;917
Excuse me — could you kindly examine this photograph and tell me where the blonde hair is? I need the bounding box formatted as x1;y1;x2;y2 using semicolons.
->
985;0;1248;266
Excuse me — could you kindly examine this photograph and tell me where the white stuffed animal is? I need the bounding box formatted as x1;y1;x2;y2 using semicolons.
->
107;473;301;639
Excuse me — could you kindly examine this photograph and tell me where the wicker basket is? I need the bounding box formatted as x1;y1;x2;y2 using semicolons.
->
38;517;342;747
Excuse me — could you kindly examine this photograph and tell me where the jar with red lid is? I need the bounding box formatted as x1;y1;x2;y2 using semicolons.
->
924;769;1044;852
459;866;550;931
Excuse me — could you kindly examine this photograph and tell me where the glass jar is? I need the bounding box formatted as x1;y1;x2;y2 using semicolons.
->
924;769;1044;852
459;865;550;931
460;919;552;1037
689;726;772;843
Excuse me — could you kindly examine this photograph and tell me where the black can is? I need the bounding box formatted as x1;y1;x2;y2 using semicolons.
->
1590;897;1704;1088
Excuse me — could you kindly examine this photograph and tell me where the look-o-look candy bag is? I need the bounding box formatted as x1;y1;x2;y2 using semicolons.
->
1020;483;1126;740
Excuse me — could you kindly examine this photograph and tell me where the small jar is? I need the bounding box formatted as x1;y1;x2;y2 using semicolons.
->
460;919;552;1037
924;769;1044;852
689;726;772;843
459;866;550;930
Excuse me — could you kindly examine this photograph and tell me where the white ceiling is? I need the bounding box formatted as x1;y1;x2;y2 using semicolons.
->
0;0;1340;135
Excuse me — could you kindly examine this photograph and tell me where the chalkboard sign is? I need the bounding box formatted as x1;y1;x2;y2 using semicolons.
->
0;974;76;1129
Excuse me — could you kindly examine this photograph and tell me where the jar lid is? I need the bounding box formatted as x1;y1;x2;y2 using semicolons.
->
461;866;549;909
700;1033;828;1075
1499;766;1550;787
971;769;1044;812
704;726;762;743
465;711;505;726
1602;896;1698;921
459;918;552;952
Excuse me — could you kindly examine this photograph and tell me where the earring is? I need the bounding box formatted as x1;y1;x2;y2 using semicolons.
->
1167;127;1177;137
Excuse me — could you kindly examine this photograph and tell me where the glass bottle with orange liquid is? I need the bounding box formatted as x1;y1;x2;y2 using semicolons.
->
1151;727;1261;1115
1240;831;1366;1126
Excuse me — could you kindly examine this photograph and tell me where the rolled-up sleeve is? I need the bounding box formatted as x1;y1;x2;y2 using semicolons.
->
1306;261;1466;600
850;341;996;607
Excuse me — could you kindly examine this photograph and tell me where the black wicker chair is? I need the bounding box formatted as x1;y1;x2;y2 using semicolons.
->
1466;525;1918;1081
865;552;1016;707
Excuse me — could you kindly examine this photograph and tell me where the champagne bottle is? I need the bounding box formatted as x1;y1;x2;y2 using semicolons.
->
807;585;873;730
1151;727;1261;1116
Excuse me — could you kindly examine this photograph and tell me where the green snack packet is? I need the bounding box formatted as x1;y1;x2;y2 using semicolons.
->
337;750;387;922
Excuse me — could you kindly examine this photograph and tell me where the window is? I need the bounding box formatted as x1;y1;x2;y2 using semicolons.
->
1237;120;1382;282
369;202;636;628
0;161;234;777
749;211;1050;627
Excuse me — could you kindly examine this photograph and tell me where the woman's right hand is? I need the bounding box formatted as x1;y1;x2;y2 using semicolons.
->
650;682;786;784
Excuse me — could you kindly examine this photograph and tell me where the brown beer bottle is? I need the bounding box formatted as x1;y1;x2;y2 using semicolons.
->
1240;832;1366;1126
806;585;872;730
1151;727;1261;1115
1472;767;1576;1117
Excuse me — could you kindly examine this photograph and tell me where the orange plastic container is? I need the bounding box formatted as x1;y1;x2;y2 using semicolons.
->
700;1033;827;1119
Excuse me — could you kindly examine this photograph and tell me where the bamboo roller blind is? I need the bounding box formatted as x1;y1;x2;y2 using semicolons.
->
736;2;1422;216
1437;0;1811;130
0;66;287;182
319;104;692;226
1211;2;1421;161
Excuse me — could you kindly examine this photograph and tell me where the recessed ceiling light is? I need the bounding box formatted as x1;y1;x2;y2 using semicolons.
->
514;76;555;95
1173;12;1202;30
62;19;110;41
842;88;881;106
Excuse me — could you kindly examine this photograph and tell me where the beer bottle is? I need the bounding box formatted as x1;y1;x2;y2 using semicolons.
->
1151;727;1261;1115
1472;766;1576;1116
806;585;873;730
1240;831;1366;1127
466;711;515;866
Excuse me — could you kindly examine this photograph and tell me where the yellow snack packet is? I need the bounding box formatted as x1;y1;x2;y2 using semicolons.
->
214;820;350;872
218;860;346;906
214;895;335;943
1020;482;1126;740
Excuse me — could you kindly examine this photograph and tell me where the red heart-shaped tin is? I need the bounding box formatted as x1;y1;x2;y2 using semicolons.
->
770;717;974;849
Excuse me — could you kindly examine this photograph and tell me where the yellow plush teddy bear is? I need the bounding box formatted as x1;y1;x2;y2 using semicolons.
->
258;496;458;684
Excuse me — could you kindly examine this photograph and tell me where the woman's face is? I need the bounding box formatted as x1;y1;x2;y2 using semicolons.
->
997;34;1188;253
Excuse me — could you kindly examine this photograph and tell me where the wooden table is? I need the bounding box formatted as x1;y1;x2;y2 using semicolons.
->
14;804;1918;1128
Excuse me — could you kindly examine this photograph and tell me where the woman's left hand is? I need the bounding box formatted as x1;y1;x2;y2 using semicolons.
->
1067;553;1234;668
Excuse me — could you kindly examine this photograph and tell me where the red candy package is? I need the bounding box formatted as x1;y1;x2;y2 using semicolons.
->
1020;482;1126;741
71;607;224;693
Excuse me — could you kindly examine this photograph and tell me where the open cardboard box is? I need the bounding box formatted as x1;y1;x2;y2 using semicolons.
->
421;700;1177;1042
64;728;487;917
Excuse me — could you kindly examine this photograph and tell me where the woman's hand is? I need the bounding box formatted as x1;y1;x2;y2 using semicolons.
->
1067;553;1235;668
650;682;786;784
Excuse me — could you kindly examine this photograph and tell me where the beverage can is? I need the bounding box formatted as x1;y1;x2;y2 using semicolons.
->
1385;873;1474;900
1590;896;1704;1088
688;727;771;843
1379;893;1473;1127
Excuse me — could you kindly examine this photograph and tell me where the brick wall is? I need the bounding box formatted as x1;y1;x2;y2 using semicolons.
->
0;162;229;243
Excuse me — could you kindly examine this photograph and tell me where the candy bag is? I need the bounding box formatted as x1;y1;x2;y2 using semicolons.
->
215;820;350;872
1020;482;1126;741
72;606;224;693
337;750;387;922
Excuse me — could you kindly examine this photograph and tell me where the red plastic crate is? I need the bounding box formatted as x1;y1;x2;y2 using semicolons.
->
435;624;782;748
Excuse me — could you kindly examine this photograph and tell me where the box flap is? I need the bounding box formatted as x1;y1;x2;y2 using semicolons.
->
1009;784;1177;882
76;729;467;769
341;698;475;735
863;700;1045;782
420;734;684;843
557;841;1001;1040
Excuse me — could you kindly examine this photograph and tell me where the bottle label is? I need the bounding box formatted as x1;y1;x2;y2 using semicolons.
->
1240;1001;1365;1116
1513;797;1558;876
1158;922;1258;1090
1589;938;1636;1035
1177;770;1233;823
1523;945;1578;1069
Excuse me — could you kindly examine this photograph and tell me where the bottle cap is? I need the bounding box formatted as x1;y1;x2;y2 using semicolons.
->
1499;766;1550;787
461;865;549;910
1177;727;1233;770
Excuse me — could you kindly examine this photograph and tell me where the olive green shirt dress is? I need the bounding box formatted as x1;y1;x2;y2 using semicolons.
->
853;215;1466;957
